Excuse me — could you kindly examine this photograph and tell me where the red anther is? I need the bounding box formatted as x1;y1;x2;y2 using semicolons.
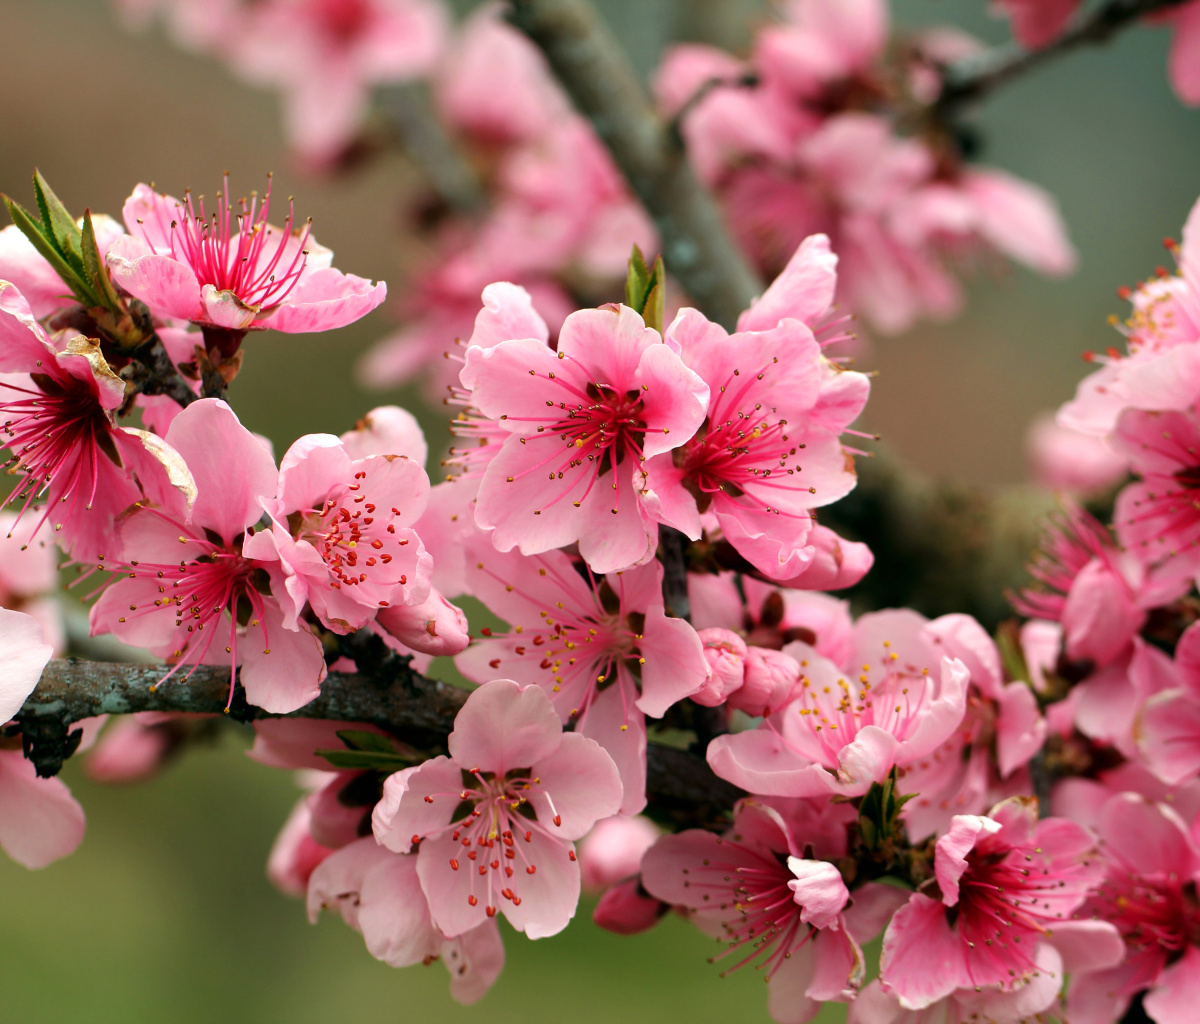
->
371;540;383;549
489;659;501;669
424;795;434;803
491;859;500;869
467;850;477;860
554;814;562;827
1165;237;1177;249
568;850;576;861
450;859;460;871
527;865;537;874
480;627;492;636
524;831;532;842
411;834;421;845
468;895;478;906
505;867;514;877
505;849;515;859
512;897;522;906
452;830;461;841
1082;351;1096;362
1157;266;1169;278
1117;286;1132;300
502;888;514;901
532;635;545;645
486;906;497;917
502;830;512;839
462;837;471;847
1106;346;1121;359
478;865;487;876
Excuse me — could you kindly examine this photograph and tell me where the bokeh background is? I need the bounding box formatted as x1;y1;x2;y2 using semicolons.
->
0;1;1196;1021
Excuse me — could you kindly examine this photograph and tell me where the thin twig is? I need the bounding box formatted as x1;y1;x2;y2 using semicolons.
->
506;0;762;330
936;0;1191;115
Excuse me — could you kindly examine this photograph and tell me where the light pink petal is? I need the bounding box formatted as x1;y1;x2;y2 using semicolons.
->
357;851;442;967
305;835;389;928
842;882;911;945
1167;1;1200;106
996;0;1079;49
0;751;86;869
580;685;648;815
934;814;1002;905
1099;792;1197;878
267;799;332;897
525;732;623;840
1046;919;1126;974
996;681;1047;778
961;168;1076;275
737;234;838;332
238;604;327;714
806;926;866;1004
578;815;660;889
574;463;659;574
441;919;506;1005
1139;689;1200;786
105;234;202;322
652;41;746;114
1145;944;1200;1024
466;282;550;350
556;304;660;383
879;893;969;1009
448;678;563;773
775;525;874;591
0;608;54;723
895;657;970;762
164;399;278;542
376;589;469;656
275;433;350;512
923;613;1002;698
634;342;710;458
488;829;581;939
706;727;839;797
372;757;462;853
786;857;849;929
267;269;387;333
763;941;824;1024
459;336;561;424
340;406;428;464
0;225;73;318
635;610;709;717
638;454;703;539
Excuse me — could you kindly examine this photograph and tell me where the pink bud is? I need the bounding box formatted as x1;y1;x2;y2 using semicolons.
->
691;628;748;707
774;525;873;591
579;815;661;889
307;773;371;849
85;717;174;784
376;588;470;656
729;647;800;717
1062;559;1144;667
592;878;666;935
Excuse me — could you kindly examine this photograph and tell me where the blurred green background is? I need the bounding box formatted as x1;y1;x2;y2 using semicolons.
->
0;0;1197;1021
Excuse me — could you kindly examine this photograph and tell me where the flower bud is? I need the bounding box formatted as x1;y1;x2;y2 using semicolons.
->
729;647;799;717
579;815;660;889
85;717;174;784
691;628;748;707
376;588;470;656
592;878;667;935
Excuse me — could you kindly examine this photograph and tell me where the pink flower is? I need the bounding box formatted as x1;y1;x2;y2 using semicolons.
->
640;241;868;578
372;679;623;938
107;178;386;341
242;432;434;633
1160;2;1200;106
460;301;709;574
0;215;126;319
229;0;448;165
339;404;427;464
879;797;1110;1010
640;798;864;1024
692;628;748;707
0;282;193;561
707;609;969;798
993;0;1079;50
455;545;708;813
578;814;660;890
1065;793;1200;1024
1027;411;1128;493
89;399;327;713
308;837;504;1005
85;715;182;784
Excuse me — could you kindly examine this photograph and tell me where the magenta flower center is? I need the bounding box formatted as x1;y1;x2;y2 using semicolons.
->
307;0;372;42
150;176;312;312
1093;868;1200;956
0;374;114;527
416;767;571;919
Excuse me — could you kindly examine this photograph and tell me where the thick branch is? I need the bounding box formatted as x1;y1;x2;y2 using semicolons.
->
506;0;761;329
937;0;1190;115
18;660;742;825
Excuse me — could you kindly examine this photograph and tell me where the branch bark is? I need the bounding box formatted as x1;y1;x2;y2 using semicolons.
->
506;0;762;330
17;659;742;826
936;0;1191;116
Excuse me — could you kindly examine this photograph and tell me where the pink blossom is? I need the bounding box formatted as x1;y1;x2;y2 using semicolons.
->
1073;637;1177;758
460;302;709;573
578;814;660;890
108;178;386;341
880;797;1110;1009
1065;793;1200;1024
591;878;665;935
339;405;428;464
707;609;969;798
308;837;504;1004
731;645;801;718
372;679;623;938
455;545;708;813
375;589;470;657
692;628;748;707
0;511;66;654
242;432;434;634
1027;411;1128;493
1161;2;1200;105
0;750;86;870
230;0;448;165
640;798;864;1024
89;399;328;713
993;0;1079;50
0;282;193;561
84;715;181;784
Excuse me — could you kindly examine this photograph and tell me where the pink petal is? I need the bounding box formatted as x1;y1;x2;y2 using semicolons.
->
466;282;550;350
923;613;1002;698
1098;792;1197;878
879;892;969;1009
357;851;442;967
763;941;823;1024
306;835;389;928
996;681;1047;778
580;684;648;815
525;732;623;840
105;234;202;322
448;678;563;773
961;168;1076;275
0;608;54;723
372;756;463;853
1046;919;1126;974
238;603;327;714
164;399;278;543
633;342;710;459
934;814;1002;905
786;857;849;929
376;589;469;657
842;882;911;944
340;405;428;464
1139;689;1200;786
635;610;709;717
266;269;387;333
805;926;865;1004
441;919;505;1005
0;750;86;869
706;727;840;797
737;233;838;332
1145;944;1200;1024
1167;1;1200;106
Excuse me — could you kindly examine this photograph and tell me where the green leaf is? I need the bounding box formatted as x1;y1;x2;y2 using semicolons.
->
625;245;651;310
33;170;82;262
335;729;399;754
642;254;665;335
315;748;413;771
2;195;91;303
80;210;122;311
995;620;1031;685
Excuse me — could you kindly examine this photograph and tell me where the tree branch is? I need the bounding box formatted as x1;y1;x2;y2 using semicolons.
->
17;659;743;826
506;0;762;330
936;0;1191;115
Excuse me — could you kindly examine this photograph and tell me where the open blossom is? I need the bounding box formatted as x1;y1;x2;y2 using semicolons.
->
640;798;864;1024
460;301;709;573
228;0;447;165
707;609;969;799
308;837;505;1005
455;544;708;814
107;178;386;341
372;679;623;939
242;433;434;634
89;399;327;713
0;282;192;561
641;236;869;580
1064;793;1200;1024
879;797;1113;1010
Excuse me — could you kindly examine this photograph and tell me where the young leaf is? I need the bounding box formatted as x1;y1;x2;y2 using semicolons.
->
80;210;122;311
335;729;400;754
33;170;82;261
641;253;666;334
1;195;91;302
315;748;413;771
625;244;651;311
